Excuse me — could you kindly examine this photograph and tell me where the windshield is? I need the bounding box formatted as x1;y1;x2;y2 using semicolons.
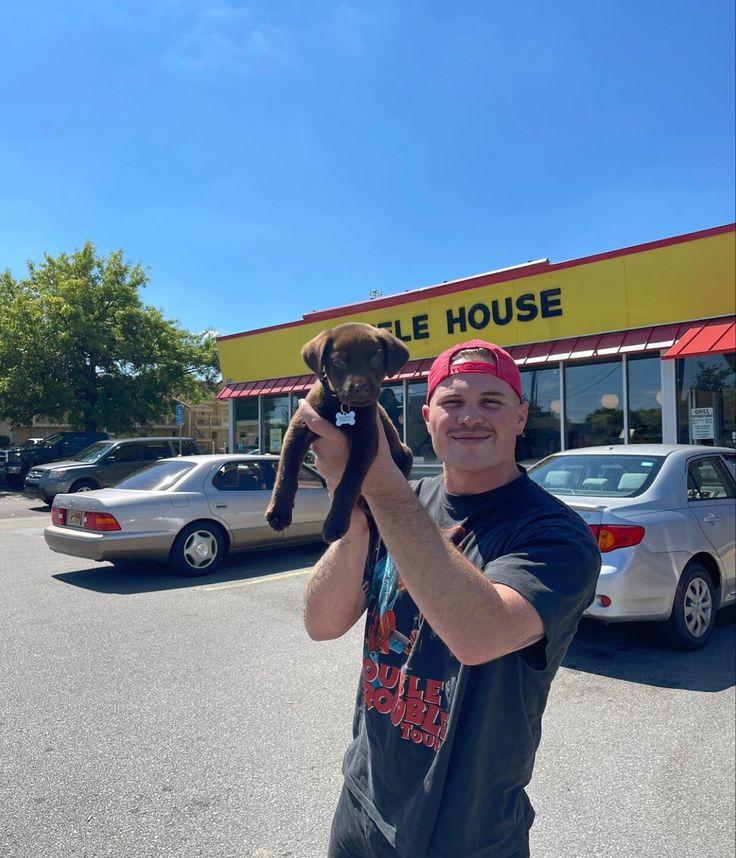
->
528;453;666;497
72;442;114;463
37;433;66;448
113;460;197;491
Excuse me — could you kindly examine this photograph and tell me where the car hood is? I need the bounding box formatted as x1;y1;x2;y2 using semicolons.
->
29;459;91;472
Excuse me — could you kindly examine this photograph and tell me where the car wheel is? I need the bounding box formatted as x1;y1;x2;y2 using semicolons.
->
661;562;716;650
71;479;98;493
170;522;226;577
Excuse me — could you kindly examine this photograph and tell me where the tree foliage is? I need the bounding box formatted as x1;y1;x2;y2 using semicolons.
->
0;242;221;433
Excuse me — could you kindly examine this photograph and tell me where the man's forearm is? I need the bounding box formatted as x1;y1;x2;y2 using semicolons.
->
303;508;371;640
363;468;542;665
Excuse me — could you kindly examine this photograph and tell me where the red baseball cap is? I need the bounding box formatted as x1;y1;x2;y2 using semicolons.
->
426;339;523;404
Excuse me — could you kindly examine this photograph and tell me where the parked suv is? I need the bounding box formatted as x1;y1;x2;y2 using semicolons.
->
4;431;109;487
24;437;200;503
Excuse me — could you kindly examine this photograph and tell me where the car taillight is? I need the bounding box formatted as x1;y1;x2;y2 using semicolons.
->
82;512;121;532
589;524;645;552
51;505;66;526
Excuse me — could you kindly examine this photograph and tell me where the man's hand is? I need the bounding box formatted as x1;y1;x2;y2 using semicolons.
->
296;398;350;495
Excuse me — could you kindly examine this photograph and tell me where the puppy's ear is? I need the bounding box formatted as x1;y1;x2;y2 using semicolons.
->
302;329;332;374
377;328;410;375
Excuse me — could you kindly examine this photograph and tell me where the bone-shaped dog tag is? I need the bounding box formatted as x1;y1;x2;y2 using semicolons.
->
335;409;356;427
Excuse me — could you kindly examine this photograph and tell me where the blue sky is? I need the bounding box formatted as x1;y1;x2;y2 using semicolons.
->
1;0;734;338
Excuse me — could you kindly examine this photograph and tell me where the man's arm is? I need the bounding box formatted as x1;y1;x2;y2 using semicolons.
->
303;505;371;640
362;469;544;665
301;403;372;640
300;400;544;664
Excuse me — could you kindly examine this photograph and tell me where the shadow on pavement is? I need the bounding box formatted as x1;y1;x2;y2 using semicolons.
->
563;605;736;692
52;542;326;595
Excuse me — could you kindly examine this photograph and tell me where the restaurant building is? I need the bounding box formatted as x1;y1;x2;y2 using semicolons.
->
217;223;736;465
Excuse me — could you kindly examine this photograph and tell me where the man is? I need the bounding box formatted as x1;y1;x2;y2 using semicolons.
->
300;339;601;858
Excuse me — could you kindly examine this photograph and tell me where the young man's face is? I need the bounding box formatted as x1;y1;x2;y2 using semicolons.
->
421;369;529;487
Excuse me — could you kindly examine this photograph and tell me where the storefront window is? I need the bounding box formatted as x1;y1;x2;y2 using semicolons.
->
263;394;290;454
234;398;259;453
564;359;623;448
627;354;663;443
676;353;736;448
406;380;436;462
518;366;561;463
379;383;404;438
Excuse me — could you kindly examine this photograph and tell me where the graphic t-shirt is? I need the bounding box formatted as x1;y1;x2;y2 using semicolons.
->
342;471;601;858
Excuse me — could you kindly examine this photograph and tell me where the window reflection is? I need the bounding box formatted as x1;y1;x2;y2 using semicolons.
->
677;353;736;447
406;380;435;461
263;394;289;453
235;398;259;453
627;355;662;443
564;360;623;448
518;367;561;463
379;383;404;437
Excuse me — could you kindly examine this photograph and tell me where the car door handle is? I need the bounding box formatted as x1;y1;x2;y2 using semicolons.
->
214;503;227;509
702;513;719;524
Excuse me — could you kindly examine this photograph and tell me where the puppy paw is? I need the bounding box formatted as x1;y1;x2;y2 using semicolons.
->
322;510;351;544
265;503;292;532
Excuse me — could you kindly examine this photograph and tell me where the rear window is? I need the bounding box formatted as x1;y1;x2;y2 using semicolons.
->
528;454;666;497
113;460;196;491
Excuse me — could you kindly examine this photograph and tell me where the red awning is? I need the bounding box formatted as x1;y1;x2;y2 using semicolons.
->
662;316;736;359
506;321;696;366
217;319;731;399
218;374;316;399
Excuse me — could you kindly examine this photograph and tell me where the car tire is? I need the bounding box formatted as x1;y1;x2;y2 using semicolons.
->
170;521;226;577
661;562;717;650
70;479;98;493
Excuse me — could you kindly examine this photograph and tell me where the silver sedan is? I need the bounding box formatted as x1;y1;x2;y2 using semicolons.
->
528;444;736;650
44;454;330;576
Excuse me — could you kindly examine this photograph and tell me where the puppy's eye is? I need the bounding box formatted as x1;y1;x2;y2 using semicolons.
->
332;357;347;370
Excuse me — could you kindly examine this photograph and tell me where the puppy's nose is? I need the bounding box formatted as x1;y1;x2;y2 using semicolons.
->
347;379;371;396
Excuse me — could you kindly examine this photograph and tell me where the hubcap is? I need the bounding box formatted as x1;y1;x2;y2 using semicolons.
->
683;576;713;638
183;531;218;569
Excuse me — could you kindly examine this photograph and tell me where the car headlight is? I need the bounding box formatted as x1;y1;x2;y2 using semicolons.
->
49;469;67;479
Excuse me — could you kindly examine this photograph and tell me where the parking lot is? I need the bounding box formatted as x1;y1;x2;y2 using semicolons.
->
1;483;734;858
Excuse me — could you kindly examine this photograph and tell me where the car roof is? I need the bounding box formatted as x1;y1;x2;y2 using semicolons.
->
152;453;280;465
543;444;734;457
95;437;197;444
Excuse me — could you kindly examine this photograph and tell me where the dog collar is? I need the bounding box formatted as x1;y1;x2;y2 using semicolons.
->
319;370;357;426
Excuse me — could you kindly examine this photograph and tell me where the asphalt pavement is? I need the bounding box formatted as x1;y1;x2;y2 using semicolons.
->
0;485;734;858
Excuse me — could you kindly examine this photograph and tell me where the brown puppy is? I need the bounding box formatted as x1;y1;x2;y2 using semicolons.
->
265;322;413;543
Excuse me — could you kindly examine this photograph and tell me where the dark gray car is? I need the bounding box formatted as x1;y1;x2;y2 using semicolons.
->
24;437;200;503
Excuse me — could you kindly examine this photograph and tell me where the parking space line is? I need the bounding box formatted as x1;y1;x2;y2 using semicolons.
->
200;568;311;591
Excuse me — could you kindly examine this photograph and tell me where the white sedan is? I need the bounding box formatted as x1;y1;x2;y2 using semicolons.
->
44;454;330;576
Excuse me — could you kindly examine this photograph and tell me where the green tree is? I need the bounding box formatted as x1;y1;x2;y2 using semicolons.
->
0;242;221;433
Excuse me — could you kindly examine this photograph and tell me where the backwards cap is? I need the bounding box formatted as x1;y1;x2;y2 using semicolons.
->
426;339;523;404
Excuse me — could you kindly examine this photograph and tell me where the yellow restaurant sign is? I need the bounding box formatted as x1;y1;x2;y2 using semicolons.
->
218;226;735;382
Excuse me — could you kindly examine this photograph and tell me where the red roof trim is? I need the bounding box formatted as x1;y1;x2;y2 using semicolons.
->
217;224;735;341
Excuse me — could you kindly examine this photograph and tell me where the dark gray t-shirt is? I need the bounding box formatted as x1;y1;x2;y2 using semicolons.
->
342;471;601;858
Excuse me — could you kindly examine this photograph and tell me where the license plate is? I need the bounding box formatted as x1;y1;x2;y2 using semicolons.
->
68;510;83;527
7;465;20;474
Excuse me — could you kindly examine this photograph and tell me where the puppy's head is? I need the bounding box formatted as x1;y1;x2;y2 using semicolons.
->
302;322;410;407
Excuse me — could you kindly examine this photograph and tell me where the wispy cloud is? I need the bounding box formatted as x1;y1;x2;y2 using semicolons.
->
329;2;371;58
160;0;295;75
